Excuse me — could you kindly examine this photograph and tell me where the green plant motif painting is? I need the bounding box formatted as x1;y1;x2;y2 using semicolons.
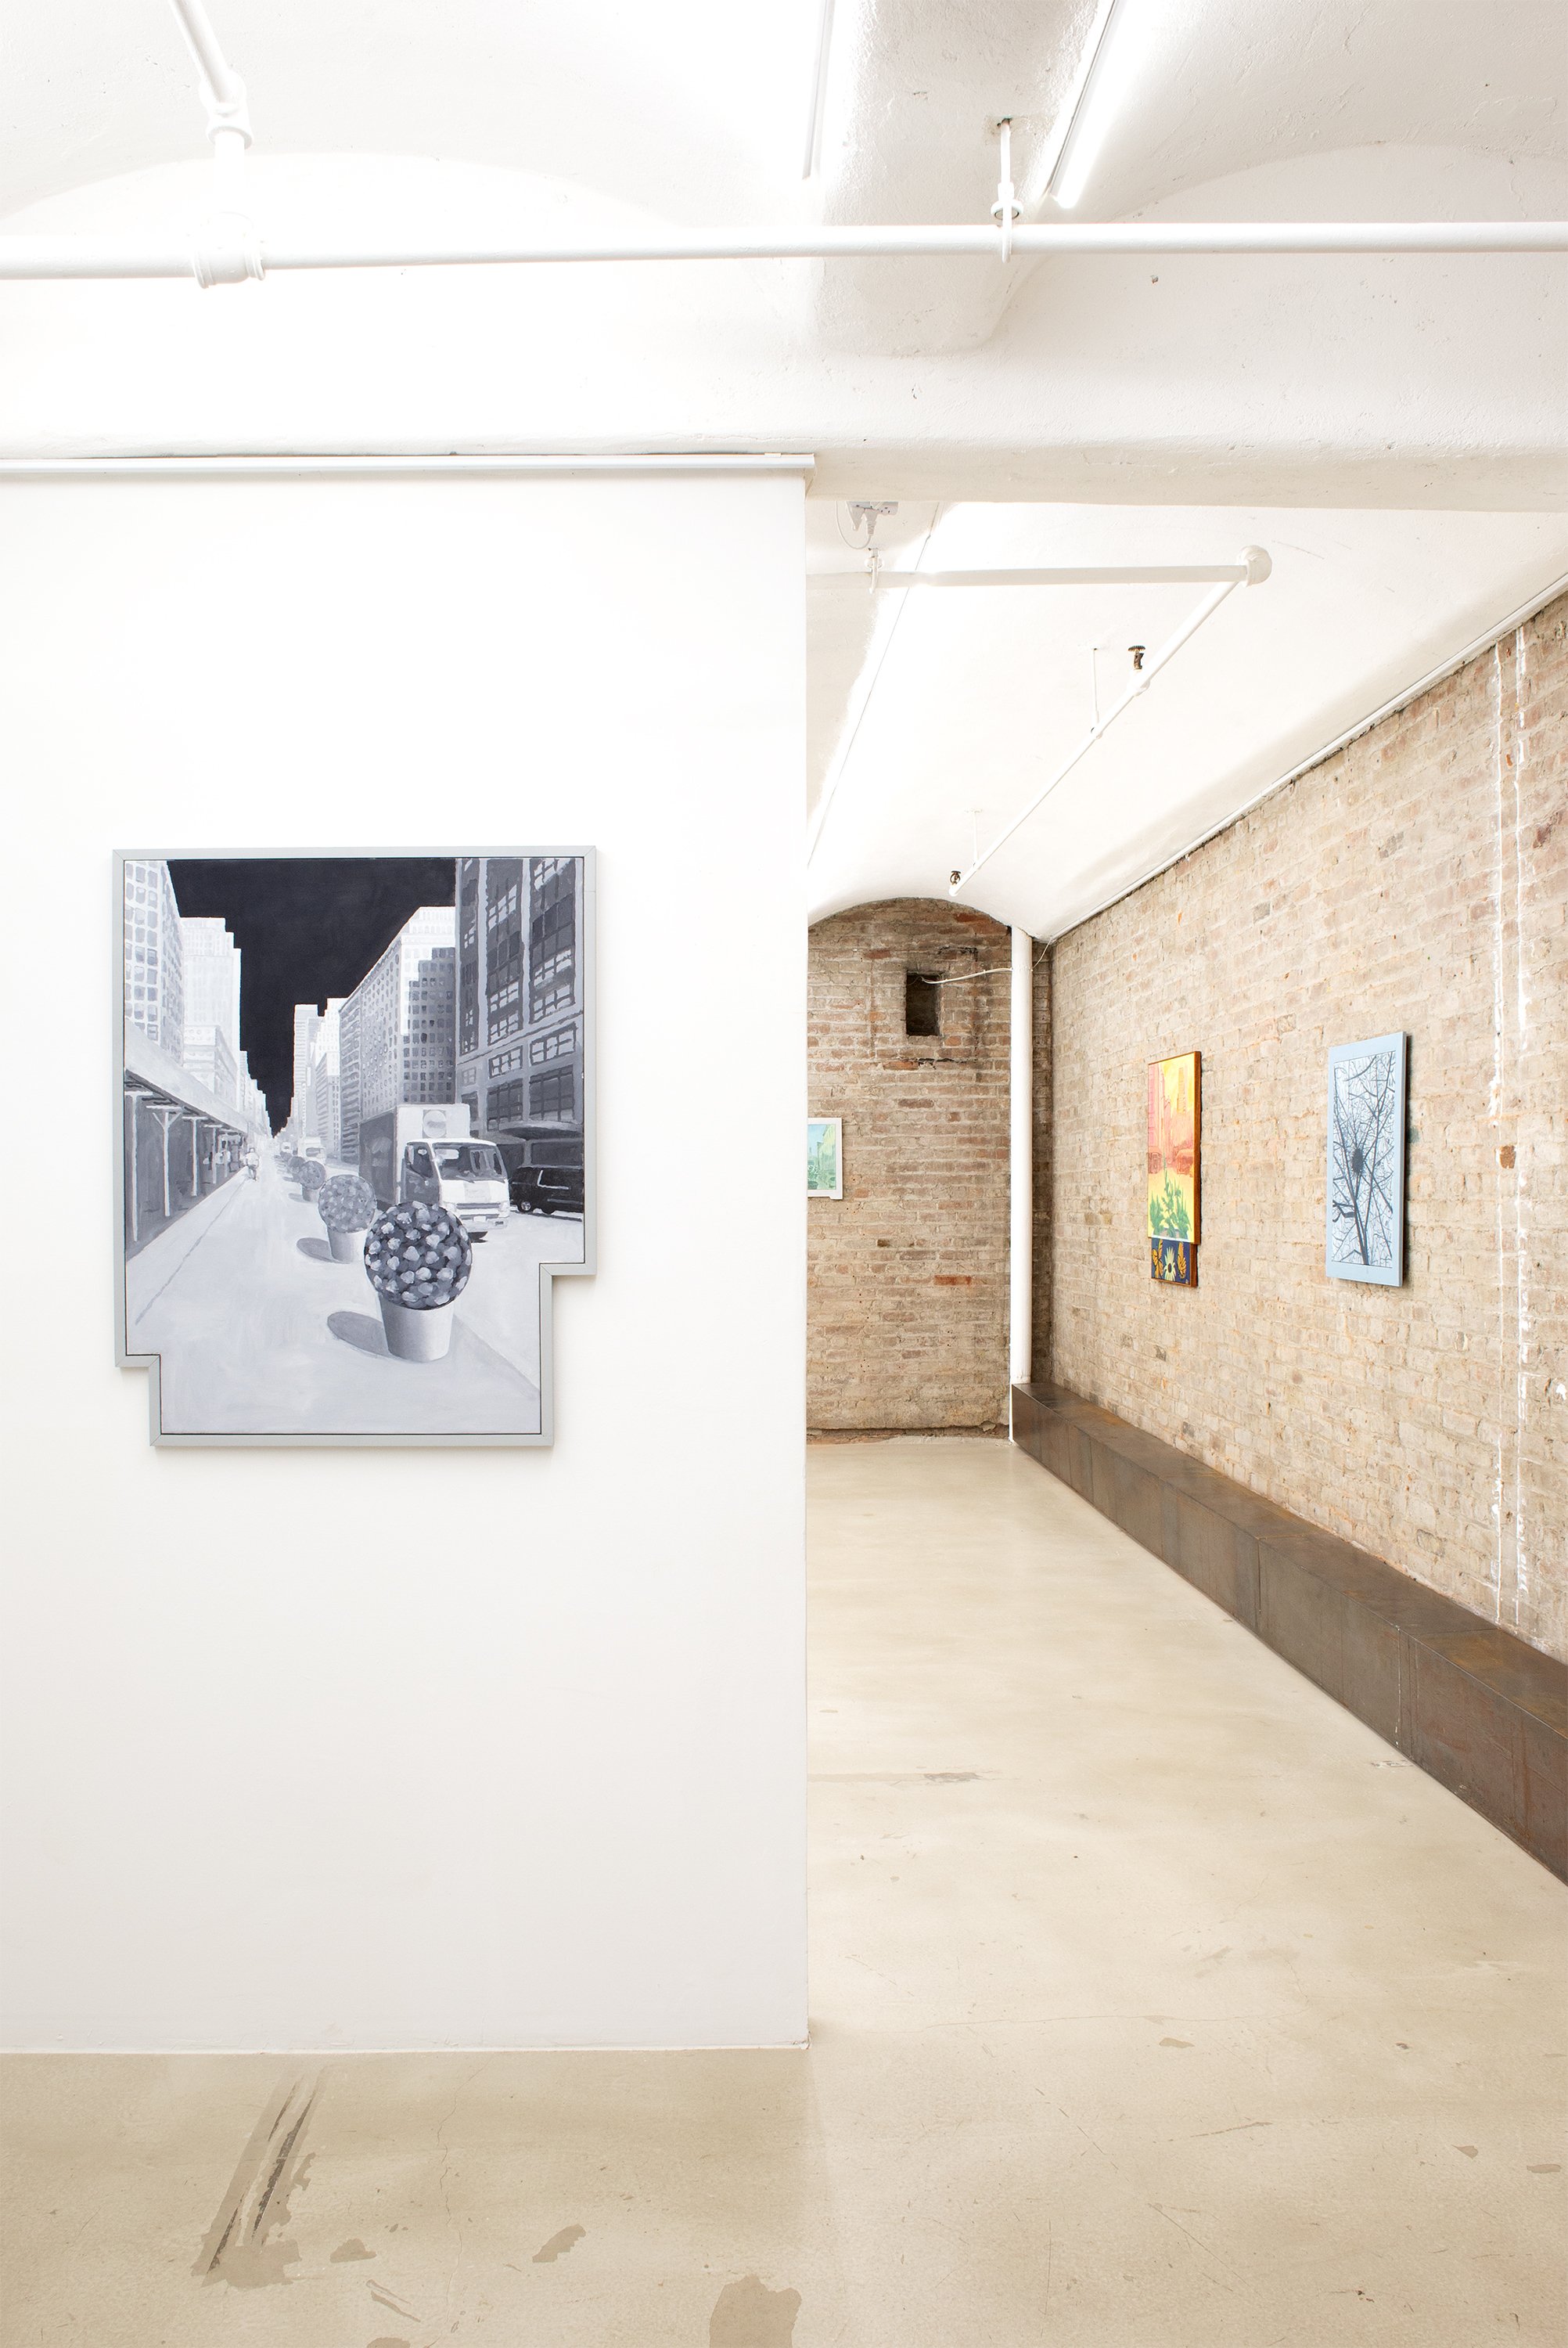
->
1148;1172;1191;1237
807;1117;843;1199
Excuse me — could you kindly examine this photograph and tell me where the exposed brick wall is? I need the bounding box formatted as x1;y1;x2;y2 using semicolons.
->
807;899;1034;1430
1048;594;1568;1659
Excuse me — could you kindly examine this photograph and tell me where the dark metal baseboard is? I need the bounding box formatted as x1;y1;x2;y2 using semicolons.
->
1012;1381;1567;1882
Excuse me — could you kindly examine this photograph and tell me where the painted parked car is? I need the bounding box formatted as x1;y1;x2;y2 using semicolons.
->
492;1129;585;1218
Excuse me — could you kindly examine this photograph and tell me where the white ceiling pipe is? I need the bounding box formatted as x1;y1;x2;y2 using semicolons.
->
165;0;256;279
0;218;1563;285
0;455;817;481
0;242;200;279
814;561;1259;590
948;551;1270;897
167;0;251;146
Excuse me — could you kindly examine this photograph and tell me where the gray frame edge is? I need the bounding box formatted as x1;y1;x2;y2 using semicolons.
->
113;845;597;1449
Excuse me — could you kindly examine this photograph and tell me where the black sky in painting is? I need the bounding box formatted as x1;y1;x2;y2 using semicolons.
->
167;859;456;1128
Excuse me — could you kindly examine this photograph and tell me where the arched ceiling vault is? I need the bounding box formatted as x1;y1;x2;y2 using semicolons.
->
3;0;1564;939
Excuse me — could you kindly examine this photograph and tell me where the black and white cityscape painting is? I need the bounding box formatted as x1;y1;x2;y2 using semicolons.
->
117;852;593;1444
1325;1032;1407;1287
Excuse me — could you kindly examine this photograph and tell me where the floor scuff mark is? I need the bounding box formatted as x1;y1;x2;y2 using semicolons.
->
533;2223;586;2263
709;2273;802;2346
370;2280;423;2325
811;1770;997;1784
192;2073;319;2290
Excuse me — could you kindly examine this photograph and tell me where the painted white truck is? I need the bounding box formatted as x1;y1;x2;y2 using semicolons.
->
358;1102;510;1237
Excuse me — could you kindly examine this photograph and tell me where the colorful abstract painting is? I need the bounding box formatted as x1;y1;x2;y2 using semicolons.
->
1147;1050;1200;1250
1150;1237;1197;1287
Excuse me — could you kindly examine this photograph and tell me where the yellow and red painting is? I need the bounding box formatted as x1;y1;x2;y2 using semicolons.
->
1147;1052;1200;1275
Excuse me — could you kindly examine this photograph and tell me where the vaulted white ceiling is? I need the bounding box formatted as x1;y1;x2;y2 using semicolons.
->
3;0;1565;939
805;500;1568;934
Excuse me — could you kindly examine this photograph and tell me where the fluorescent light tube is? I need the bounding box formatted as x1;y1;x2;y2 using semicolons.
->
1045;0;1133;211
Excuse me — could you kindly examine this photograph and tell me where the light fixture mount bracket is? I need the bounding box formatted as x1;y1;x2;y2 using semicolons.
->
990;118;1021;259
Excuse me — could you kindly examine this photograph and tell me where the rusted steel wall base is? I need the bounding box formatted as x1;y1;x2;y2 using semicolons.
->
1012;1382;1566;1881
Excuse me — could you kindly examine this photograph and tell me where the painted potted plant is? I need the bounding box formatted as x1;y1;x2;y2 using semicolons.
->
317;1173;379;1263
363;1202;473;1361
297;1159;327;1205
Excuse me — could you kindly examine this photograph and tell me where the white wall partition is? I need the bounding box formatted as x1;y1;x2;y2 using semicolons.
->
0;463;807;2049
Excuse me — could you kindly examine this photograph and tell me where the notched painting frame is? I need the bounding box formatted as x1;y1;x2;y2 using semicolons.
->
113;846;596;1448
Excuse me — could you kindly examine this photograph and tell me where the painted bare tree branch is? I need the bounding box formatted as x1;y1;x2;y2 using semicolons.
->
1329;1047;1399;1265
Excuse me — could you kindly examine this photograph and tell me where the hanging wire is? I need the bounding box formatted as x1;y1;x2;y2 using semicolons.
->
925;942;1051;985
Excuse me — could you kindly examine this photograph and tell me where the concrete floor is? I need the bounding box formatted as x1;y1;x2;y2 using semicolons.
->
4;1437;1564;2346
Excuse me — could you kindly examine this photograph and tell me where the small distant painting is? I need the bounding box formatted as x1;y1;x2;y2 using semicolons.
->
1150;1237;1197;1287
1148;1050;1200;1255
807;1116;843;1199
1326;1033;1407;1285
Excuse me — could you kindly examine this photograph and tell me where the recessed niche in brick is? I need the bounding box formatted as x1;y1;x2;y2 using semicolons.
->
904;971;942;1036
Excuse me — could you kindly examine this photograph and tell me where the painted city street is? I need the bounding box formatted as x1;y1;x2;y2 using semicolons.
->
126;1152;581;1437
118;852;590;1442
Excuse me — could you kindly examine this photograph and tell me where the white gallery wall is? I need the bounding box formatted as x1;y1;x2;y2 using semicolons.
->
0;463;808;2049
